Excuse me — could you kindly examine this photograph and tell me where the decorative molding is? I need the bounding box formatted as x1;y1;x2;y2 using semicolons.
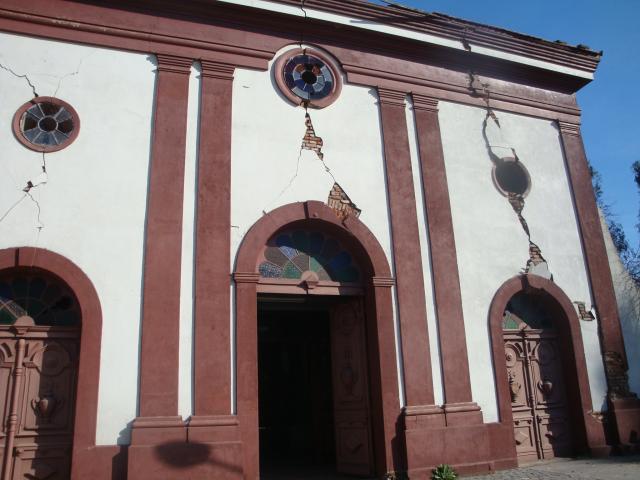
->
200;60;235;80
273;47;343;109
377;88;407;107
156;54;193;74
188;415;239;427
0;2;586;122
272;0;600;75
557;121;581;137
233;272;260;284
0;4;273;66
346;64;582;121
403;404;443;417
411;93;439;112
372;276;395;287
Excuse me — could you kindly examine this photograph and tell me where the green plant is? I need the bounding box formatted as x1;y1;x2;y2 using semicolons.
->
431;464;458;480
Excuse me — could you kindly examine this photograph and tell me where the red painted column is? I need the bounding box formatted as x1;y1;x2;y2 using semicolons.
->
137;54;192;420
128;54;192;478
234;273;260;480
377;88;435;409
558;121;640;445
371;276;404;472
412;94;481;424
192;61;235;418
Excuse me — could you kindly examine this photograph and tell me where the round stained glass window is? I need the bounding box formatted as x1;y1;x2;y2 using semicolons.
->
13;97;80;152
274;48;342;109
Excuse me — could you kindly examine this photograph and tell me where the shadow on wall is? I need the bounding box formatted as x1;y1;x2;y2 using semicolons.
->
154;441;242;477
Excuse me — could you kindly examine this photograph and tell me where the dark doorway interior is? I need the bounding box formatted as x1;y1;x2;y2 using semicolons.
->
258;301;336;476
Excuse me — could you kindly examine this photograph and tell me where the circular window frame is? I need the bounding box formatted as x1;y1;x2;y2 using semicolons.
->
491;156;532;198
12;96;81;153
273;47;342;109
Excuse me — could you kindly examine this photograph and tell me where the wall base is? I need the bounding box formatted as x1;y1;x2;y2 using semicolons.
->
404;420;517;478
126;415;244;480
610;397;640;449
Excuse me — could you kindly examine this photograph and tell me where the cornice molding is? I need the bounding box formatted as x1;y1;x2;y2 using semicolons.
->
200;60;235;80
0;4;272;69
411;93;439;112
377;88;407;107
344;64;582;120
271;0;600;75
0;1;584;123
233;272;260;284
558;121;582;137
372;276;395;287
156;54;193;74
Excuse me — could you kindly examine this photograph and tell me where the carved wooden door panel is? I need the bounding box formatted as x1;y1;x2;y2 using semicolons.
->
528;332;572;458
504;332;537;462
330;299;374;477
504;330;572;462
0;330;79;480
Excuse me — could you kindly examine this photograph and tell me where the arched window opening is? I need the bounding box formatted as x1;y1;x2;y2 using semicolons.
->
0;268;80;326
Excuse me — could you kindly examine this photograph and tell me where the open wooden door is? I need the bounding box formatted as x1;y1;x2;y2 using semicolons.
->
330;298;374;477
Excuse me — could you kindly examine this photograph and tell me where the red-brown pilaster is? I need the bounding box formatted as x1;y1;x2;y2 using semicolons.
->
137;54;192;419
192;61;236;417
412;94;481;425
128;53;192;479
377;88;435;408
558;121;640;446
234;272;261;480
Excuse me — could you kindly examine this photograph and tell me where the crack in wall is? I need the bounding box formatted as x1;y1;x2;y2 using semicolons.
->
0;62;39;97
263;110;360;221
52;53;93;98
327;182;361;220
473;71;552;278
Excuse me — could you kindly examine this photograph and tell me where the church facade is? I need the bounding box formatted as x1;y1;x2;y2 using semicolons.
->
0;1;638;479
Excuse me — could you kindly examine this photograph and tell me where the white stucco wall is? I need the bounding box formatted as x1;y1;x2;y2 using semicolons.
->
601;212;640;396
0;33;156;444
177;63;201;419
439;101;609;422
229;46;402;410
405;98;445;406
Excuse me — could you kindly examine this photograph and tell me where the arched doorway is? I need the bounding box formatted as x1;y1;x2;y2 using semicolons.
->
488;274;603;464
502;290;573;461
256;228;373;477
0;267;80;479
234;201;402;480
0;247;103;480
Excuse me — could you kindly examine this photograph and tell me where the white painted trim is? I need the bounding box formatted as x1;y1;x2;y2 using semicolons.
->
216;0;593;80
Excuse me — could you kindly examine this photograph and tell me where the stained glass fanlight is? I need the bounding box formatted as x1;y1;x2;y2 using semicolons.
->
502;291;553;330
0;270;80;326
258;230;360;283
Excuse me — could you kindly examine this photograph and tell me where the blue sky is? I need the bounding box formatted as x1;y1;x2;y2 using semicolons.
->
374;0;640;247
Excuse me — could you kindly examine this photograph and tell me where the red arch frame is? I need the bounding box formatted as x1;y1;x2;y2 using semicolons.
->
233;201;402;479
488;274;608;456
0;247;108;478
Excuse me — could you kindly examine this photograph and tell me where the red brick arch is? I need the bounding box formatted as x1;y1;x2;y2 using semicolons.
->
0;247;114;479
488;273;609;456
233;201;401;479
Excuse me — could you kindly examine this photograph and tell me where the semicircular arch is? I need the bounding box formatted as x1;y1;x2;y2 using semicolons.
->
0;246;102;461
488;273;602;454
234;201;391;279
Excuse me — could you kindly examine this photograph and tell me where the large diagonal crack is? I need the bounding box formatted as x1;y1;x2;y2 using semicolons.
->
0;62;39;97
472;71;550;278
